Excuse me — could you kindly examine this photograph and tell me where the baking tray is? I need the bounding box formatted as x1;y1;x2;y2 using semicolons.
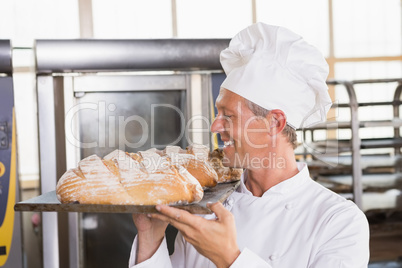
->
14;180;240;214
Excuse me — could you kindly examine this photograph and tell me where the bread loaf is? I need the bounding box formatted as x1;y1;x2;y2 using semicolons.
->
208;148;243;183
56;149;203;205
165;145;218;188
56;145;241;206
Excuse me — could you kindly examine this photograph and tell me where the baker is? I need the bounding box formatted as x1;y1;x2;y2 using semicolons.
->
128;22;370;268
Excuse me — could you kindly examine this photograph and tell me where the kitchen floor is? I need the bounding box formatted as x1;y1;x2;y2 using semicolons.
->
369;262;402;268
368;209;402;267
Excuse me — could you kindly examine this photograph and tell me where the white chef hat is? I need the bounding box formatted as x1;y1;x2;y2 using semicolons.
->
220;22;332;129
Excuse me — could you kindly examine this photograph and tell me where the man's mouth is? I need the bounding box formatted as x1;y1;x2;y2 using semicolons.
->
223;140;234;148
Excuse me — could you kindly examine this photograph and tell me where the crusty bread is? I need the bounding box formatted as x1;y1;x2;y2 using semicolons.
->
208;148;243;183
56;150;204;205
56;155;137;205
56;145;240;206
165;145;218;188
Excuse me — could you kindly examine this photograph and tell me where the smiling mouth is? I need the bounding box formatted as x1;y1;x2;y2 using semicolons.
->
223;140;234;147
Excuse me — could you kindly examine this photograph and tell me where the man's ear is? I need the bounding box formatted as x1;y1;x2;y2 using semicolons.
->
267;109;287;136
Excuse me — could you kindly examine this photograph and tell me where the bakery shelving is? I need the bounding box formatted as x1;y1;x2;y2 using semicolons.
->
297;78;402;212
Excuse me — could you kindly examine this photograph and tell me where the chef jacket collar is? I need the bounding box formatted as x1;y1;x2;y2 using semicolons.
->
237;162;310;197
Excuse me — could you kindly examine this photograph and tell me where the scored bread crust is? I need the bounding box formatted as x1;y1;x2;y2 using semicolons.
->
165;145;218;188
56;145;241;206
108;150;203;205
56;150;204;205
56;155;136;205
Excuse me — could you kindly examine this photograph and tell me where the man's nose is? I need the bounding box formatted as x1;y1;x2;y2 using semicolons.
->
211;117;224;134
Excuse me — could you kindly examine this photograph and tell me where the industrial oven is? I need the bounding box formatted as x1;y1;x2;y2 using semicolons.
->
35;39;228;268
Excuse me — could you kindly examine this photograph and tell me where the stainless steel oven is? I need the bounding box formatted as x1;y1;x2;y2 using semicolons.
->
35;39;229;268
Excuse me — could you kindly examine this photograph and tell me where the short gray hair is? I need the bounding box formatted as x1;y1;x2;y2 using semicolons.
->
244;99;298;150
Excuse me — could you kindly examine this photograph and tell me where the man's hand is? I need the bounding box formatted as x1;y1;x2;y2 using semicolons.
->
132;213;169;264
150;202;241;268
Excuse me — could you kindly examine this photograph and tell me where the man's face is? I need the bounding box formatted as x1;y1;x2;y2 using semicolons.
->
211;88;273;169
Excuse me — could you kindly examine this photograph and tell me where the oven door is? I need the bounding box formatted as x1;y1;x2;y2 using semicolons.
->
62;73;213;267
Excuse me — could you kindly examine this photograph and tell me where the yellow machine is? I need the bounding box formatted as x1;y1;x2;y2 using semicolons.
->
0;40;22;268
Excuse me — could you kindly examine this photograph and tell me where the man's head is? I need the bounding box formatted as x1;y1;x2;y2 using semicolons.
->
212;22;332;169
244;99;298;150
211;88;291;170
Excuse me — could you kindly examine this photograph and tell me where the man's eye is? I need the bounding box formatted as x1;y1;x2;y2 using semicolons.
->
223;114;233;119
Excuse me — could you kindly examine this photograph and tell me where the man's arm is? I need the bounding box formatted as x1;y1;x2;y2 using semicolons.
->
142;201;369;268
230;203;369;268
128;235;172;268
309;204;370;268
130;214;169;266
149;202;241;268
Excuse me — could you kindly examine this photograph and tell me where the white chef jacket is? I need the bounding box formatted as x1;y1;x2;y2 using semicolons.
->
128;162;370;268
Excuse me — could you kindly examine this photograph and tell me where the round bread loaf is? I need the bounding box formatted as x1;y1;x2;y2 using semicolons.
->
56;149;204;205
165;145;218;188
208;148;243;183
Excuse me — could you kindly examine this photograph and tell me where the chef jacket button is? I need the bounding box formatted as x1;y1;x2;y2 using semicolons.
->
269;254;278;261
285;203;293;210
223;198;234;210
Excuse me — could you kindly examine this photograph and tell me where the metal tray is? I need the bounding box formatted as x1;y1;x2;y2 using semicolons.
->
14;181;240;214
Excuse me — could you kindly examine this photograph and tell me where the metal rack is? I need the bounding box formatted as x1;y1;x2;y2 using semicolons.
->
297;78;402;211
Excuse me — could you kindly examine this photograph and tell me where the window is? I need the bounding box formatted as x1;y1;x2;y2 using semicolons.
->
0;0;79;47
176;0;252;38
256;0;330;57
92;0;173;38
333;0;401;57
